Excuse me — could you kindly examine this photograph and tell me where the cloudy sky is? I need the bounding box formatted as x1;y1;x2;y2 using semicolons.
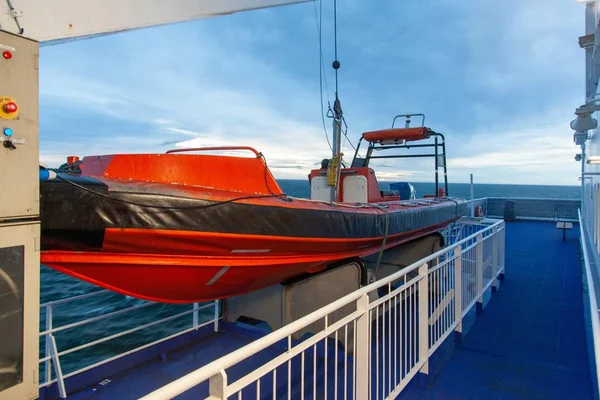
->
39;0;584;185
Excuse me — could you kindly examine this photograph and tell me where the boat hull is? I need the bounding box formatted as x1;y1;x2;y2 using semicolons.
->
40;153;467;303
41;221;452;303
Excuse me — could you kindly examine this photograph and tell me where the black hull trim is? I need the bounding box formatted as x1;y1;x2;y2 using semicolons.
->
40;175;467;251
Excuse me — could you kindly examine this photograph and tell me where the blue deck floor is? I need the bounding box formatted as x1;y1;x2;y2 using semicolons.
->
63;221;592;400
403;221;592;400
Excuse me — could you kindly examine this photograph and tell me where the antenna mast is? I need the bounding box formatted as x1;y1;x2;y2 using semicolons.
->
327;0;343;201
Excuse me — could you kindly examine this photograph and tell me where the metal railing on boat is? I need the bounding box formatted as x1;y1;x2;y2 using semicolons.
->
38;291;220;398
579;209;600;399
463;197;579;222
140;219;505;400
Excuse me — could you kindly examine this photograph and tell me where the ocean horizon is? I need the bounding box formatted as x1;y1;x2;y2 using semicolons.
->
276;179;581;200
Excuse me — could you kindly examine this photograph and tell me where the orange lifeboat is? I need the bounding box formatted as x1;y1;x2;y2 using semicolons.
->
40;120;465;303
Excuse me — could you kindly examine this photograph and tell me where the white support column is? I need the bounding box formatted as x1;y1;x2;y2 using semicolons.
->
418;263;429;376
453;246;463;343
585;1;598;98
49;334;66;399
45;305;53;384
476;234;484;314
491;226;498;292
208;370;228;399
355;294;370;400
470;174;475;217
213;301;220;332
193;302;199;329
499;225;506;281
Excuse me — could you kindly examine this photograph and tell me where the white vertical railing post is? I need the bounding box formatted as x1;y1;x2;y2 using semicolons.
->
208;370;228;399
355;294;370;400
418;263;429;377
49;334;66;399
476;233;484;314
213;301;219;332
453;246;463;343
491;226;498;292
45;305;53;384
193;302;199;329
499;225;505;282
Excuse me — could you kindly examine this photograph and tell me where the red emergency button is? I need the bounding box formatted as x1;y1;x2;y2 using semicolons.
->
2;51;12;60
4;102;17;113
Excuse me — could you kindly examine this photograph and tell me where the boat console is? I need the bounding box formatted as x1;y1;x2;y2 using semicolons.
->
309;113;448;203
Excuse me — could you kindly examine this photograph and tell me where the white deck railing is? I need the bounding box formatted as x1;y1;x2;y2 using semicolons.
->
38;291;220;398
579;209;600;399
141;219;505;400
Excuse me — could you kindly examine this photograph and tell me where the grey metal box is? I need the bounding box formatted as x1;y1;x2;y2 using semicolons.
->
0;222;40;400
0;31;39;220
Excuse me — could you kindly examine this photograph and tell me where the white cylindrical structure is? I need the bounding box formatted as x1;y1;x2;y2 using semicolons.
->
470;174;475;217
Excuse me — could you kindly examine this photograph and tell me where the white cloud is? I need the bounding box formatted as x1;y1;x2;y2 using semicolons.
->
163;127;208;137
